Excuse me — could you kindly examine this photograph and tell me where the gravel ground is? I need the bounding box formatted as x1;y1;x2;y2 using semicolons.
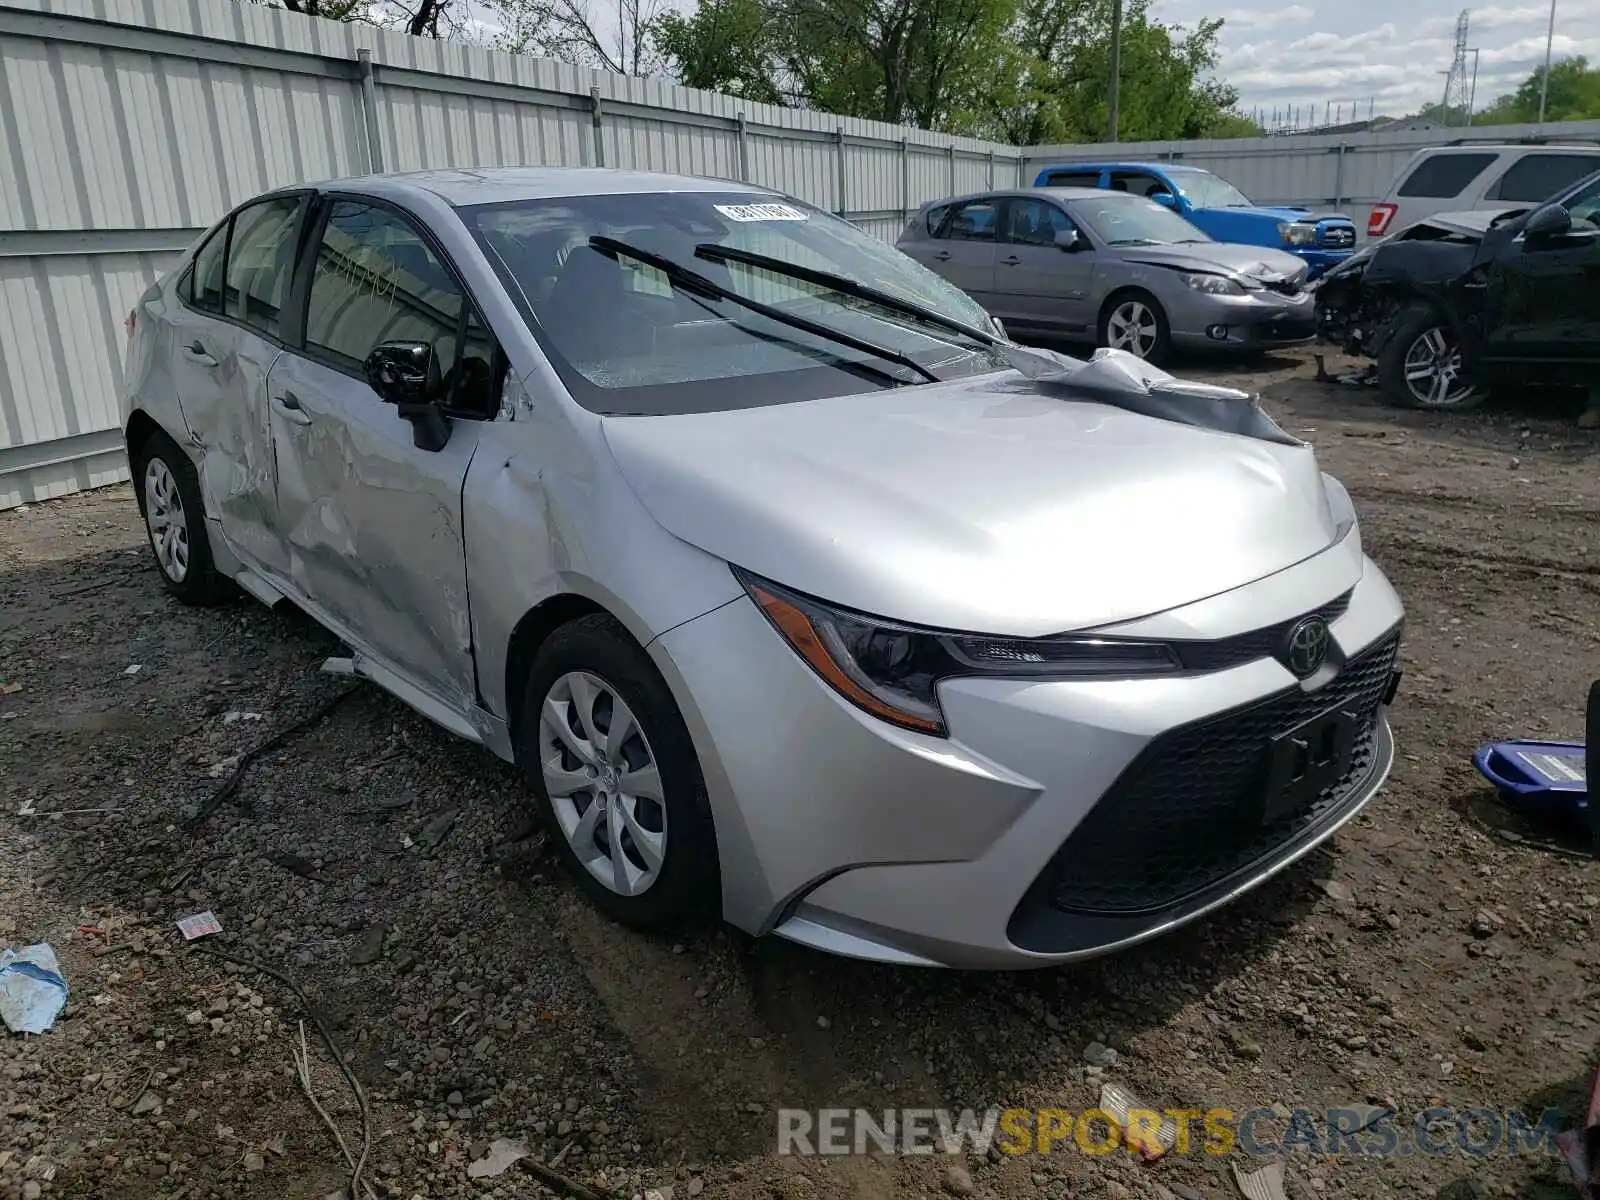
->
3;348;1600;1200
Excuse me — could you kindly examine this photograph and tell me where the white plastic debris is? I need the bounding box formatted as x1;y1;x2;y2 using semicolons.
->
176;912;222;941
465;1138;530;1179
1233;1160;1290;1200
1098;1081;1177;1160
0;944;69;1034
122;664;143;676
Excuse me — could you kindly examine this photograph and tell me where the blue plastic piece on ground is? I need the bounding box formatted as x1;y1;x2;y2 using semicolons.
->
0;943;68;1035
1473;740;1589;824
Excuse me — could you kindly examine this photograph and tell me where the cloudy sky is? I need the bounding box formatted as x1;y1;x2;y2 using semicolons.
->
1154;0;1600;122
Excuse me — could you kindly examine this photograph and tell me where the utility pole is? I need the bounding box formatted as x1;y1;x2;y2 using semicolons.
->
1467;48;1480;123
1538;0;1557;122
1107;0;1122;142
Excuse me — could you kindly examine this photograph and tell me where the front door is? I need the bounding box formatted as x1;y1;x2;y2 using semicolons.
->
990;197;1096;336
267;196;502;713
1480;177;1600;369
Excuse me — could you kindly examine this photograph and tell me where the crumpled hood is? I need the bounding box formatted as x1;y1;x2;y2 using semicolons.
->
603;369;1338;636
1114;241;1308;284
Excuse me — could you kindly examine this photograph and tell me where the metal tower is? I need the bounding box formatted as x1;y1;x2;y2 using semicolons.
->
1440;10;1472;123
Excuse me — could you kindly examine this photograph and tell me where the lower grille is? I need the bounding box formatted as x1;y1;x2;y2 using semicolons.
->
1045;630;1400;916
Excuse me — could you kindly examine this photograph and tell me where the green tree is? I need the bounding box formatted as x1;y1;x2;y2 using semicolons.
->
1475;56;1600;123
650;0;788;103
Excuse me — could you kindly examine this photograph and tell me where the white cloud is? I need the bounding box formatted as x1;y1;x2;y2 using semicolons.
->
1156;0;1600;118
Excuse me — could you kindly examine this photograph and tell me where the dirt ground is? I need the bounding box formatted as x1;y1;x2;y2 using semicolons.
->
3;347;1600;1200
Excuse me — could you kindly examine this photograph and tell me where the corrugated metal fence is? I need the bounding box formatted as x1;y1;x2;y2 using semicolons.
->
0;0;1028;508
3;0;1598;509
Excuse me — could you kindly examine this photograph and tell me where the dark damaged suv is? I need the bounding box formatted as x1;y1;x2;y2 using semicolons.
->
1316;170;1600;411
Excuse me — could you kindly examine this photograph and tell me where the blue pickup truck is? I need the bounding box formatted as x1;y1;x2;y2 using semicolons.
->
1033;162;1357;279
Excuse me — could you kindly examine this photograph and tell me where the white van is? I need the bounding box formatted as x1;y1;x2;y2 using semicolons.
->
1366;142;1600;239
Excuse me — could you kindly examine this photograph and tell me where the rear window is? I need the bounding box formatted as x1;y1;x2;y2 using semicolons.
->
1043;171;1101;188
1488;153;1600;203
1396;153;1497;199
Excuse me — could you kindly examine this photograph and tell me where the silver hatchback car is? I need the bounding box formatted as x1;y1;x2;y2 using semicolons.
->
121;168;1403;969
898;188;1316;364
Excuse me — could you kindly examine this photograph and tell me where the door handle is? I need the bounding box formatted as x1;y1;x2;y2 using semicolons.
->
274;391;312;426
1000;256;1021;266
182;340;217;368
933;250;952;261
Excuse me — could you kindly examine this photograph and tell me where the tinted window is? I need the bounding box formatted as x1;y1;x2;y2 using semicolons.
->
1397;153;1496;198
1003;198;1077;247
459;190;1007;416
1489;154;1600;203
1043;171;1100;188
224;197;301;337
924;204;949;236
1567;177;1600;232
1109;171;1169;198
189;224;227;315
944;200;998;241
305;200;498;418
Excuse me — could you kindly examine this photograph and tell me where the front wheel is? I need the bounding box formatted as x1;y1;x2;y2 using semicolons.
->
1099;292;1172;366
1377;304;1485;412
515;614;718;931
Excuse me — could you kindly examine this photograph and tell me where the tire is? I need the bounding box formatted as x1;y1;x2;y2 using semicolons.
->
1098;290;1172;366
1376;303;1486;412
515;613;718;931
131;427;231;605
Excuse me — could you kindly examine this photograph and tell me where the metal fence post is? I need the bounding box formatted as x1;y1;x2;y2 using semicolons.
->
987;150;994;188
946;144;956;193
589;86;605;168
899;137;909;228
1333;143;1346;207
1016;153;1024;188
356;48;383;172
834;127;846;216
737;112;750;182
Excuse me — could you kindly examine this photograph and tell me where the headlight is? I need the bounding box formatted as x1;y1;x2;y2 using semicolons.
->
738;570;1180;736
1279;222;1318;247
1322;472;1360;547
1182;272;1246;296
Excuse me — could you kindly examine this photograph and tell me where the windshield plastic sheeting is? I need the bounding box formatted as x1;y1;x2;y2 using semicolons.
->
1001;345;1302;446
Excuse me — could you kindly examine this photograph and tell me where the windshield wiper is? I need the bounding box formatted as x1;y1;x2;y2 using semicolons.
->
692;243;1000;350
1109;238;1164;246
587;236;939;385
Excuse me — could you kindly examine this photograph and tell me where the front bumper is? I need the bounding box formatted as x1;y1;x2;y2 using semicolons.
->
1169;287;1318;352
651;536;1404;969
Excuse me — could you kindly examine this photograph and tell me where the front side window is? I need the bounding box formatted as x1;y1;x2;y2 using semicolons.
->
1068;195;1210;247
224;197;302;337
1108;171;1169;199
189;224;227;316
1003;199;1077;247
1397;153;1496;199
305;199;498;418
460;190;1007;416
1565;177;1600;232
1490;154;1600;203
1163;169;1252;209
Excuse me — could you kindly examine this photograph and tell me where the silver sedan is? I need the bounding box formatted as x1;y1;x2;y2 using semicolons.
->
897;187;1317;364
121;168;1403;968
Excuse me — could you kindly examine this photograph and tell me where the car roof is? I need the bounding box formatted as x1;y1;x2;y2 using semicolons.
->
302;167;772;207
1036;162;1191;174
922;186;1141;209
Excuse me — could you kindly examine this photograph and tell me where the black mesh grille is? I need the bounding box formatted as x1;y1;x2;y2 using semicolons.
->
1045;629;1400;916
1262;277;1307;297
1171;591;1352;674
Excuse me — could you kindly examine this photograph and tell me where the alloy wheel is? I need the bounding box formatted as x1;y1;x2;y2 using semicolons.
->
1402;326;1476;408
538;670;667;897
143;457;190;583
1106;300;1159;358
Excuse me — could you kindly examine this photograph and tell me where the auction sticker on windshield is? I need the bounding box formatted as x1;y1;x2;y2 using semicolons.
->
715;203;809;222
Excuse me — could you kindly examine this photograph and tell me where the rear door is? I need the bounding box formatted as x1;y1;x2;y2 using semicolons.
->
266;195;501;713
913;198;1001;304
990;197;1095;335
1480;176;1600;368
167;194;307;575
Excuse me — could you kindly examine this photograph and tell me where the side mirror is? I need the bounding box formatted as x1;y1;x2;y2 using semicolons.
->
363;340;452;451
1524;203;1572;240
1151;191;1177;209
1054;228;1081;252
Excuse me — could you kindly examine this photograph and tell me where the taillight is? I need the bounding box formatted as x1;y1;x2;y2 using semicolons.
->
1368;203;1397;238
124;308;137;337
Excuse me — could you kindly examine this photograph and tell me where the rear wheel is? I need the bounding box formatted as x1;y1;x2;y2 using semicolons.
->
515;614;718;931
132;428;230;605
1099;291;1172;365
1377;304;1485;411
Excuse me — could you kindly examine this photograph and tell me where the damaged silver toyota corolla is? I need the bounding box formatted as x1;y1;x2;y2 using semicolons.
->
121;168;1404;969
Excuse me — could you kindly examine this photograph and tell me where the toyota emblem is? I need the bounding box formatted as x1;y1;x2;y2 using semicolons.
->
1284;616;1331;679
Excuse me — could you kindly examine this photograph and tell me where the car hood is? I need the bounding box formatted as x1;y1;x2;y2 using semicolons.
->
1243;205;1356;225
1112;242;1308;285
602;371;1338;636
1401;207;1524;238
